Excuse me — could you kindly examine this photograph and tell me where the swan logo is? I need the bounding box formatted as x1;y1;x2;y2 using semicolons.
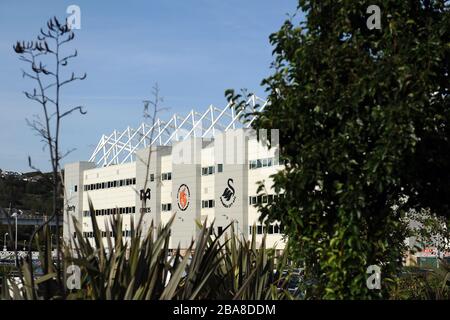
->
220;178;236;208
177;184;190;211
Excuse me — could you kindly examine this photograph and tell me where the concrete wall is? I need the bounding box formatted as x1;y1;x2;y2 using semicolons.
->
171;137;202;248
63;161;96;245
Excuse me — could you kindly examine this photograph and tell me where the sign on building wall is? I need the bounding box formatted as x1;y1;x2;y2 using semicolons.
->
219;178;236;208
177;184;191;211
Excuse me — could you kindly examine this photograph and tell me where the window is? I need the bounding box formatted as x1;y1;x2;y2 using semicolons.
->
257;225;263;235
218;226;223;234
257;159;262;168
262;158;268;167
74;185;78;192
217;164;223;173
274;224;280;234
162;203;172;212
202;166;215;176
150;174;154;182
202;200;215;208
162;172;172;181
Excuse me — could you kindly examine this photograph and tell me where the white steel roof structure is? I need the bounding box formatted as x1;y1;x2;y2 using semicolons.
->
89;95;267;167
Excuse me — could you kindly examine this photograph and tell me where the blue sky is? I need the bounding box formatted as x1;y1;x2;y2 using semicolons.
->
0;0;299;172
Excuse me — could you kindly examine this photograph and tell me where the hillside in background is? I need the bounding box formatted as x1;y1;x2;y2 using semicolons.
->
0;169;53;214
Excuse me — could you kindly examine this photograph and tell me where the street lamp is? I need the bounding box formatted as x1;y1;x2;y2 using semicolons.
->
11;211;18;253
3;233;8;251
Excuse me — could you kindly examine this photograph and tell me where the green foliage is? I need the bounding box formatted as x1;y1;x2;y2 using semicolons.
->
227;0;449;299
1;200;294;300
407;209;449;254
390;263;450;300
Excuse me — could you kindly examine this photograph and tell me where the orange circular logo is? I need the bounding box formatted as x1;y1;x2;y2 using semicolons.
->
177;184;190;211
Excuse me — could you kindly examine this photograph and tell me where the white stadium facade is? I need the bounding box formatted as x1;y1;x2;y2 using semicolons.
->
63;95;286;251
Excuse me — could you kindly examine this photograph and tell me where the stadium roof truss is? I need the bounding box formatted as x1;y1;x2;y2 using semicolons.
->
89;95;267;167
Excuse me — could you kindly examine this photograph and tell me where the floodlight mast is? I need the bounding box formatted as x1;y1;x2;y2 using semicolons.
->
88;95;268;167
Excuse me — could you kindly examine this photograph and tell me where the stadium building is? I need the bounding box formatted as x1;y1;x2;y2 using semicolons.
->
63;95;286;250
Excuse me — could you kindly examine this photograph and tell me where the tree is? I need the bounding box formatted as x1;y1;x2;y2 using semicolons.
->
227;0;449;298
407;208;449;257
13;17;87;298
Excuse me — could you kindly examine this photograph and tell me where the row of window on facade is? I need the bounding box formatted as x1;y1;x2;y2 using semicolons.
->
80;158;280;192
81;194;283;217
249;223;284;235
161;200;214;211
248;157;280;170
201;164;224;176
216;224;283;235
81;230;132;238
248;193;285;205
144;172;171;182
83;206;136;217
83;178;136;191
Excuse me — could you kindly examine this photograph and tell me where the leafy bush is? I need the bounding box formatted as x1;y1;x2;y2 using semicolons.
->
1;201;294;300
390;263;450;300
